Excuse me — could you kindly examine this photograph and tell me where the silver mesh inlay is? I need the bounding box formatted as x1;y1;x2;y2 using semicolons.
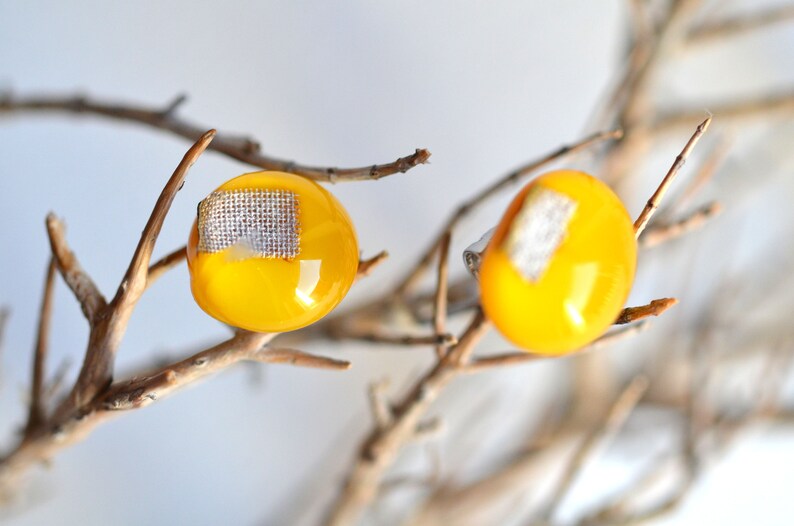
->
197;188;300;259
503;187;577;282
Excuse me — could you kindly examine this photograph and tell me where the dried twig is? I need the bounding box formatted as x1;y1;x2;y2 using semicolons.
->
688;4;794;44
59;130;216;411
432;232;452;359
640;201;721;248
462;322;650;374
23;259;56;438
45;215;107;323
0;93;430;183
633;117;711;237
614;298;678;325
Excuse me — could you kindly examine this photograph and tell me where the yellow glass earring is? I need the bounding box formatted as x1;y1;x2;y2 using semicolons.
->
478;170;637;355
187;171;359;333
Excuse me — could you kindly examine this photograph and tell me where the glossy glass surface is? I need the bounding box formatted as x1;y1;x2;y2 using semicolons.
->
479;170;637;354
187;171;359;332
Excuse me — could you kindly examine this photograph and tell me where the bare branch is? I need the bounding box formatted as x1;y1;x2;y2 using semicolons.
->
652;91;794;132
433;232;452;359
355;251;389;282
257;347;350;370
394;129;623;299
641;202;722;248
45;214;107;323
615;298;678;324
24;259;56;438
688;5;794;44
634;117;711;237
368;379;394;429
463;322;650;374
0;93;431;183
329;326;457;347
146;245;187;288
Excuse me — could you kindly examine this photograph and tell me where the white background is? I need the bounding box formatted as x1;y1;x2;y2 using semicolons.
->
1;1;794;525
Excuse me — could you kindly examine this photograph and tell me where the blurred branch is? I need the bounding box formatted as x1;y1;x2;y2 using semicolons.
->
688;4;794;44
44;214;107;323
0;92;431;183
23;259;56;438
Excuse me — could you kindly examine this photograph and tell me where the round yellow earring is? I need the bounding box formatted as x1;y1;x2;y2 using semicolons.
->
479;170;637;355
187;171;359;333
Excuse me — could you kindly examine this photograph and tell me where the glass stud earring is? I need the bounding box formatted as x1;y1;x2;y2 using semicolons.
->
187;171;359;333
475;169;638;355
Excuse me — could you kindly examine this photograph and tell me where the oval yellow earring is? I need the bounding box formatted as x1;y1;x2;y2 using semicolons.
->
187;171;359;333
479;170;637;355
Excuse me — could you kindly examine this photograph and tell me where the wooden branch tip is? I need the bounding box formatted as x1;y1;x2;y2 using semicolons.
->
259;347;351;370
616;298;678;325
116;129;215;305
356;251;389;281
634;116;711;238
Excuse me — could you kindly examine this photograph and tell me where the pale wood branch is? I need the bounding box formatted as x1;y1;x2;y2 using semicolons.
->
24;259;56;438
61;130;216;411
640;202;721;248
652;91;794;132
432;232;452;359
0;93;431;183
44;214;107;323
688;4;794;44
146;245;187;288
463;322;650;374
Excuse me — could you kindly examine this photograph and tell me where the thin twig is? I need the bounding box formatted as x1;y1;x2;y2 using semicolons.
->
0;93;431;183
368;379;394;429
329;327;457;347
24;259;56;438
652;91;794;132
44;214;107;323
432;232;452;359
615;298;678;325
393;129;623;299
688;4;794;43
640;202;722;248
462;322;650;374
146;245;187;288
355;251;389;282
634;117;711;237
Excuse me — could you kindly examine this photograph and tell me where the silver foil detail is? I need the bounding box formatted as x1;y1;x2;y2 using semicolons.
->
463;227;495;278
503;187;576;282
197;188;300;259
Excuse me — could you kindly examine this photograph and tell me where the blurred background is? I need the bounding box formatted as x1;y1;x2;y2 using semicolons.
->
1;1;794;524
